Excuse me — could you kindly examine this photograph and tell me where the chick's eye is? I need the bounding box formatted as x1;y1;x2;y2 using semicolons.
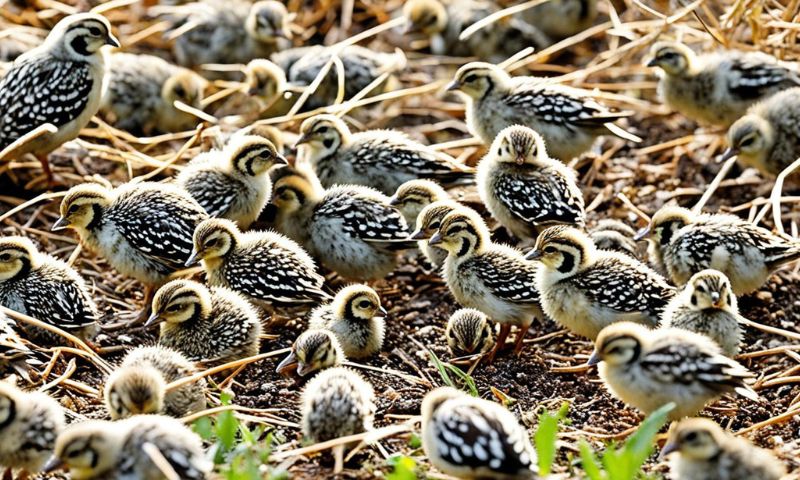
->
543;246;557;253
68;449;82;458
167;304;182;312
430;222;440;229
358;300;372;309
88;26;102;36
68;205;80;214
0;254;10;262
463;74;477;83
316;126;329;134
740;137;755;148
684;432;698;442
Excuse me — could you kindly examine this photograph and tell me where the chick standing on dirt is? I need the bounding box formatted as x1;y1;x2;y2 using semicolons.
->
526;226;675;340
638;205;800;295
589;322;758;420
301;367;375;473
445;308;495;358
723;87;800;177
147;279;262;365
101;52;207;135
647;41;800;127
0;236;99;343
0;13;120;181
187;218;330;309
177;134;287;228
104;344;207;419
661;269;742;357
308;284;387;359
276;328;345;377
477;125;585;241
421;386;538;479
53;182;209;320
295;114;474;196
46;415;210;479
661;417;786;480
269;166;415;281
0;381;65;477
447;62;639;161
388;179;450;230
430;205;542;362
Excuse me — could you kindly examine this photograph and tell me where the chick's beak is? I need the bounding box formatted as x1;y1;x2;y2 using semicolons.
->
378;306;389;317
718;147;738;164
144;312;160;328
51;217;68;231
106;32;121;48
515;155;525;165
296;362;314;376
276;351;298;376
43;456;65;473
524;249;542;261
274;153;289;165
710;292;721;307
184;250;200;267
645;57;659;68
444;80;460;92
633;226;651;241
428;231;443;245
658;441;679;460
586;350;601;366
409;229;426;240
388;195;400;206
293;133;312;148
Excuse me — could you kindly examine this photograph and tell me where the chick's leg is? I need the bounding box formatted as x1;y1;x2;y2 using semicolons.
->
486;324;511;363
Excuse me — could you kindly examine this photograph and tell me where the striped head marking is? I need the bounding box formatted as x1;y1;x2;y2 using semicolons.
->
228;135;287;177
53;13;120;60
492;125;547;165
527;226;593;275
410;201;459;240
0;236;38;281
163;70;205;109
104;366;165;419
335;284;385;321
447;62;509;99
51;421;124;477
54;183;112;232
246;1;291;43
390;179;447;209
647;205;693;246
646;41;693;75
428;207;489;257
446;308;493;357
296;115;347;154
189;218;238;264
149;279;211;326
244;59;286;99
662;418;723;461
271;167;316;216
292;329;343;376
592;322;648;366
686;269;734;311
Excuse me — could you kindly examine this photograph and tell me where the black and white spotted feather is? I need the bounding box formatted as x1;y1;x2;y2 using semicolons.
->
494;167;585;226
463;248;541;304
180;169;246;219
0;57;93;149
727;54;800;100
0;382;65;472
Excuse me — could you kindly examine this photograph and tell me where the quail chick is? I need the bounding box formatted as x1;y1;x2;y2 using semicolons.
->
46;415;210;480
271;45;406;111
269;166;415;281
477;125;585;240
301;367;375;473
402;0;548;63
187;218;329;308
661;417;786;480
639;205;800;294
296;114;474;195
147;279;262;365
589;322;758;420
421;386;537;479
526;226;675;340
0;381;65;476
408;200;461;269
588;219;638;257
647;41;800;127
723;87;800;176
308;284;386;359
389;179;450;229
104;345;207;420
242;58;292;113
0;236;98;343
101;52;207;135
447;63;638;161
53;182;208;310
662;270;742;357
230;124;286;153
276;328;345;377
429;205;542;361
0;13;119;180
522;0;598;40
177;135;287;228
164;0;291;69
445;308;495;358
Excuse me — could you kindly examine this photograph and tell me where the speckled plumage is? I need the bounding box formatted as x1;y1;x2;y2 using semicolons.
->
431;206;541;360
445;308;494;358
477;125;585;240
149;279;262;365
296;115;474;195
389;179;449;230
648;41;800;127
0;236;98;343
528;226;675;340
177;135;286;228
591;322;757;420
51;415;210;480
402;0;548;63
726;87;800;176
277;328;344;377
54;182;208;286
308;284;385;359
448;62;637;160
0;14;118;161
421;387;537;479
270;166;414;281
409;200;461;269
161;0;291;69
588;219;638;257
301;367;375;443
663;418;786;480
643;205;800;295
101;52;206;135
662;270;742;357
189;218;329;307
0;312;36;380
271;45;405;110
0;381;64;473
104;345;206;419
